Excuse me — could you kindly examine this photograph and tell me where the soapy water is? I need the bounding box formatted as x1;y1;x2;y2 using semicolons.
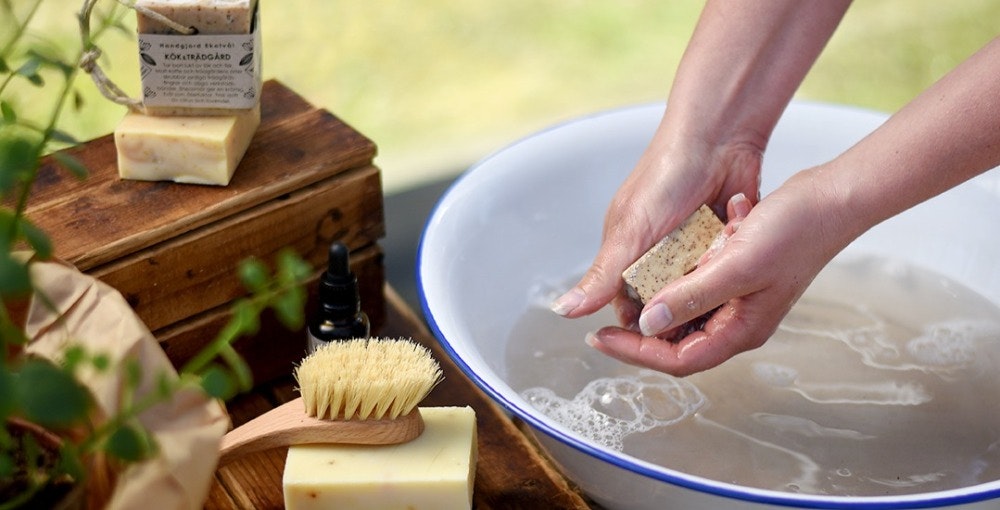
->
508;255;1000;496
522;370;705;451
781;299;1000;378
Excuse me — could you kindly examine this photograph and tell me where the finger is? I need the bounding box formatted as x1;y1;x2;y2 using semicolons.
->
666;300;780;375
588;299;779;376
553;210;675;318
700;192;751;272
585;326;689;374
697;219;740;267
726;192;753;220
550;249;629;318
638;250;757;337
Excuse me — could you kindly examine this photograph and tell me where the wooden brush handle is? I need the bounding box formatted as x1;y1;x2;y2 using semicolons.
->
218;398;424;465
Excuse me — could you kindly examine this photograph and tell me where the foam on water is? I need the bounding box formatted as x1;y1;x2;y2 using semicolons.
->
522;370;705;451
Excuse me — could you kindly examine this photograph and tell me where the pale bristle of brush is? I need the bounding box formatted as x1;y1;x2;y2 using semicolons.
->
294;337;443;421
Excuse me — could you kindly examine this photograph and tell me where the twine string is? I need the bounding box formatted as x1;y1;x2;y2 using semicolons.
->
78;0;197;113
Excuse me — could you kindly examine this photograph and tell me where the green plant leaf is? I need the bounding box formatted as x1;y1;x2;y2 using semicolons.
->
237;258;268;292
272;289;305;330
155;372;173;399
0;452;13;479
0;318;27;346
56;443;85;482
0;101;15;123
0;57;9;73
0;133;41;197
0;252;31;299
18;218;51;259
0;209;13;242
231;299;260;337
14;56;40;78
199;365;236;400
105;422;154;462
272;250;309;329
15;359;92;429
124;358;142;390
24;49;72;79
48;129;78;146
0;368;16;419
277;249;312;285
90;353;110;372
72;90;84;111
51;152;88;180
62;345;86;372
218;344;253;393
15;56;43;87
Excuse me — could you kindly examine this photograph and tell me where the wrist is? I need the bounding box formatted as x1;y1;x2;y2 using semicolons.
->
790;164;883;252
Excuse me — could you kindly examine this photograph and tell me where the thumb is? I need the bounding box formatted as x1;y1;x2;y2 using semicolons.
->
637;247;756;338
550;248;630;318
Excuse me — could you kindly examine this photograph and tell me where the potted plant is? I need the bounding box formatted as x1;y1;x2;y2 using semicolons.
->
1;2;309;507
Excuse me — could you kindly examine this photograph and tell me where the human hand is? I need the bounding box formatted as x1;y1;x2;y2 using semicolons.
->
583;169;852;376
550;136;765;324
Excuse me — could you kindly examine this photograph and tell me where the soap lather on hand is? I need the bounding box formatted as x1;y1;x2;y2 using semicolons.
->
621;204;724;340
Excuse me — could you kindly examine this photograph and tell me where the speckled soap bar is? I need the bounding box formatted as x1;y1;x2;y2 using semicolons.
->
135;0;257;35
622;204;724;305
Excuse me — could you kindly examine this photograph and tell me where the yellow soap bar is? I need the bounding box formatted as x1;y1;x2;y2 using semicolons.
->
283;406;478;510
114;106;259;186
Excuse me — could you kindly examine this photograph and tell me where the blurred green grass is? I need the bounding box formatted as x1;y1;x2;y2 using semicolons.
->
9;0;999;193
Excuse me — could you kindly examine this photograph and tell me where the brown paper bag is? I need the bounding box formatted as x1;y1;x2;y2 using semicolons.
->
23;258;229;510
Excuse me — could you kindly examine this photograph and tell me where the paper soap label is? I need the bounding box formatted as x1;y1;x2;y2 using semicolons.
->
138;27;261;109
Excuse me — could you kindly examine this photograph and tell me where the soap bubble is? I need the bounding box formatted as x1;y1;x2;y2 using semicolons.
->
521;370;705;451
752;362;798;387
906;319;997;368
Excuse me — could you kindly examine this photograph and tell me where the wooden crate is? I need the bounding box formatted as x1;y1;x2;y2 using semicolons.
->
24;80;386;384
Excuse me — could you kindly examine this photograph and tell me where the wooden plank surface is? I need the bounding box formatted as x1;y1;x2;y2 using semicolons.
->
159;244;386;386
93;164;384;333
24;80;377;271
211;286;591;509
22;80;386;359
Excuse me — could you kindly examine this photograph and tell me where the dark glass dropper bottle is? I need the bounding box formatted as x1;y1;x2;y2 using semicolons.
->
306;242;370;353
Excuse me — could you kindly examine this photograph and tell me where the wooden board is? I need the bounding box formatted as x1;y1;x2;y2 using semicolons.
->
93;165;383;333
158;244;386;385
210;286;592;509
25;80;377;271
20;80;387;375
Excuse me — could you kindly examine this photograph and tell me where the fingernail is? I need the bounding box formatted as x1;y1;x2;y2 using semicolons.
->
584;331;600;348
730;219;743;233
550;288;585;316
639;302;673;336
730;192;752;218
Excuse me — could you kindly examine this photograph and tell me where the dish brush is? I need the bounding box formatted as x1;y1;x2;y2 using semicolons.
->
218;337;443;465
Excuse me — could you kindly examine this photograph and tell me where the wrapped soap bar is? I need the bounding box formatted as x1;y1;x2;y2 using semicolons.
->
135;0;261;116
283;406;478;510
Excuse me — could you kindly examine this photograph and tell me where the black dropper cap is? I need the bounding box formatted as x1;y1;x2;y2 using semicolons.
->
307;242;370;347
